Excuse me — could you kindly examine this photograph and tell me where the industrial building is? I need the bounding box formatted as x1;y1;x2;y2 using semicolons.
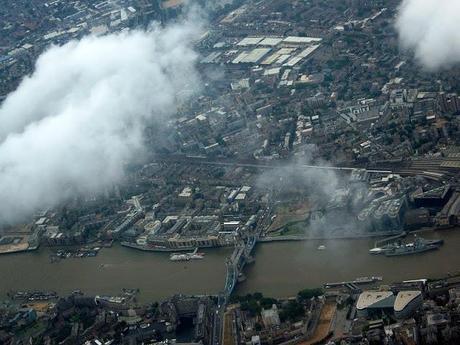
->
201;35;323;77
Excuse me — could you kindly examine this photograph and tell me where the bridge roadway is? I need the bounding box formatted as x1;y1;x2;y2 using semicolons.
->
223;234;257;302
213;210;267;345
212;237;257;345
212;207;271;345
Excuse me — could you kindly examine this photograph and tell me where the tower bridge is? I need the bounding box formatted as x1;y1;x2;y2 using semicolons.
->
223;233;258;301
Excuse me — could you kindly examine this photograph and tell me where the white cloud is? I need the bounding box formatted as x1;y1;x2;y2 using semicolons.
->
0;20;201;224
395;0;460;70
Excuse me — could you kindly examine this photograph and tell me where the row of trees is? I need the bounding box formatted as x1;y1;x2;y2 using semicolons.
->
230;288;324;322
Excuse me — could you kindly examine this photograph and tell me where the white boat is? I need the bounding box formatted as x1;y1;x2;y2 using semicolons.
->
317;245;326;250
369;247;384;254
170;254;190;261
170;248;204;262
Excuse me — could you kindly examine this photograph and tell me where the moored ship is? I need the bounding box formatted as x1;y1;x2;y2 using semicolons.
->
170;248;205;262
369;236;443;257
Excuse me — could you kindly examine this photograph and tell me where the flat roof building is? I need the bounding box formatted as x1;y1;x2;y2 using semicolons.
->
357;290;423;319
356;291;395;318
394;291;423;319
237;37;264;46
282;36;322;45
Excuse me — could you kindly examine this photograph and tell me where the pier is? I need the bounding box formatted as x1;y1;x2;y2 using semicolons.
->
324;276;382;289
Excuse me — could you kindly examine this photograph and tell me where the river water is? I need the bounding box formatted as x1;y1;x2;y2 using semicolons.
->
0;245;232;303
1;230;460;302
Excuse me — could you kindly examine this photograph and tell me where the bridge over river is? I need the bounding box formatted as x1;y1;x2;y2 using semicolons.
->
212;235;257;345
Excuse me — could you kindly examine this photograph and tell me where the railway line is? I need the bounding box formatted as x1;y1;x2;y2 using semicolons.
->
156;154;460;182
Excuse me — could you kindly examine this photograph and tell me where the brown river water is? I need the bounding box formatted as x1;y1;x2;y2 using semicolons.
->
1;229;460;302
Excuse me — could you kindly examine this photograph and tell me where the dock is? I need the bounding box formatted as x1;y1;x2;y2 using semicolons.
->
324;276;382;289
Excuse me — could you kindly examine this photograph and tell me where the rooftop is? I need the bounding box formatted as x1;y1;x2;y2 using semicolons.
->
356;291;394;310
394;291;422;312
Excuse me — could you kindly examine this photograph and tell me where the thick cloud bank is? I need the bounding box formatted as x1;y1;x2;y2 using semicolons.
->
396;0;460;70
0;21;200;224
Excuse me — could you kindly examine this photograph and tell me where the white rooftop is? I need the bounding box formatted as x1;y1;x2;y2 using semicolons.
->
237;37;264;46
283;36;322;44
263;67;281;76
235;193;246;200
394;291;422;312
259;37;283;46
233;48;272;64
283;45;320;67
356;291;394;310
